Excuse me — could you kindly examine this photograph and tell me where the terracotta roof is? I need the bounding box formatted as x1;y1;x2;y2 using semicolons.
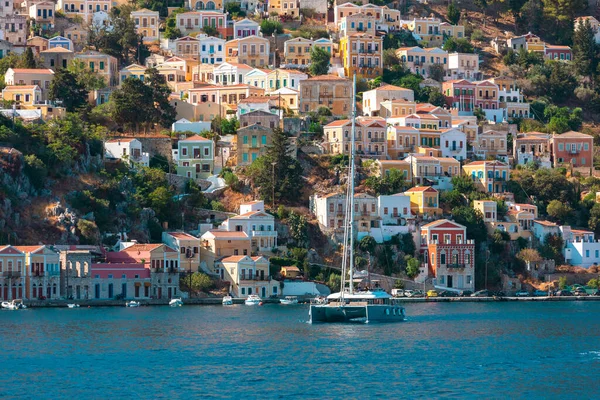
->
40;47;73;53
123;243;176;252
305;74;348;81
405;186;437;193
554;131;592;139
3;85;39;90
464;160;508;167
239;96;273;104
0;245;24;255
182;135;212;142
205;230;249;238
13;245;45;253
324;119;350;127
166;232;198;240
571;229;593;234
534;220;557;227
421;219;463;229
106;138;135;143
9;68;54;74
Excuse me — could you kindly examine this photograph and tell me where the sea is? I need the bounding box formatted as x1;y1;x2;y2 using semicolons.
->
1;301;599;399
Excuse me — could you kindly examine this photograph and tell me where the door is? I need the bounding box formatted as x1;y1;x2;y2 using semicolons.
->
158;288;162;299
168;287;172;299
95;284;100;299
122;283;127;298
76;285;81;299
261;287;266;298
447;275;453;288
108;283;113;298
135;285;140;298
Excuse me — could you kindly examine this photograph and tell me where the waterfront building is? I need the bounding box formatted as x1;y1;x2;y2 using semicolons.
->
162;232;202;273
215;255;279;298
14;245;61;300
0;245;26;301
420;219;475;291
219;201;278;252
200;230;252;271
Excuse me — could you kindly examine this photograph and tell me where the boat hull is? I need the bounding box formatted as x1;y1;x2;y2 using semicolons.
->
310;304;405;323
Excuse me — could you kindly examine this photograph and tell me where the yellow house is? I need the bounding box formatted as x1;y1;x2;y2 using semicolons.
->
404;186;440;216
280;265;301;278
387;126;419;158
200;230;251;271
462;160;510;194
119;64;147;85
339;12;377;37
2;85;42;106
283;37;313;68
339;32;382;79
375;159;412;181
131;8;160;42
270;87;299;112
160;56;196;82
269;0;299;18
64;25;87;47
74;51;119;87
237;36;270;68
215;255;278;298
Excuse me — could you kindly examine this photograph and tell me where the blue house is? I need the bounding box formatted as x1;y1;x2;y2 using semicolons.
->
48;36;73;51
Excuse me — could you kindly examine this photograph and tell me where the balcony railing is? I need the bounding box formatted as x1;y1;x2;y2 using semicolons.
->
3;271;21;278
240;275;271;281
369;137;386;142
358;48;376;54
252;230;277;237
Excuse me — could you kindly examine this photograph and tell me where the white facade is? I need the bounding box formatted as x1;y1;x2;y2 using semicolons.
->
233;18;260;39
362;85;415;116
219;201;277;251
440;128;467;161
91;10;112;30
198;34;225;64
378;194;412;225
447;53;479;81
104;138;149;167
212;62;252;85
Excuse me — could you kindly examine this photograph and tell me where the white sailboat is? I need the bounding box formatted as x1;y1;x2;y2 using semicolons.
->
309;75;406;324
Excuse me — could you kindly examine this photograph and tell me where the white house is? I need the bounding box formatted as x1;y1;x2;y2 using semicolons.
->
447;52;479;81
212;61;253;85
562;227;600;268
215;255;279;298
104;138;149;167
198;34;226;64
244;67;269;89
362;84;415;116
219;200;278;252
91;11;112;31
233;18;260;39
172;118;211;134
440;128;467;161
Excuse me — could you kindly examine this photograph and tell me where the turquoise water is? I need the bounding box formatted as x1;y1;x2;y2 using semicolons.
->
1;302;600;399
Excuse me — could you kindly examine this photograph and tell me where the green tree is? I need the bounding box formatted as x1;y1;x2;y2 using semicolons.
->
443;37;474;53
111;77;154;132
48;69;89;112
542;0;586;43
358;235;377;253
309;46;331;76
573;18;597;78
260;20;283;36
145;67;177;128
202;25;219;37
558;276;567;289
588;203;600;233
428;64;446;82
452;206;487;247
248;128;303;205
427;87;446;106
406;257;420;278
77;219;101;244
288;211;308;247
451;174;477;194
400;233;416;256
164;10;183;39
20;47;36;69
67;59;106;90
182;272;215;296
224;2;246;18
447;1;461;24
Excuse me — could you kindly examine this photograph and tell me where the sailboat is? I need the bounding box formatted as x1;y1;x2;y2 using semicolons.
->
309;75;406;324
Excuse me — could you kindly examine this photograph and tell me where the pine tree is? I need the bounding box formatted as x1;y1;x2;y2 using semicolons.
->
19;48;36;69
145;68;177;129
48;69;88;112
573;19;597;78
447;1;460;25
248;128;303;205
309;46;330;76
111;77;154;133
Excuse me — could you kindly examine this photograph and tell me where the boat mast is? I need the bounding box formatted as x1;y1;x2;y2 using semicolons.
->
348;74;357;295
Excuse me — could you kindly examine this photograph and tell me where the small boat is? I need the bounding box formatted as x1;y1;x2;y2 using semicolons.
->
67;304;80;308
222;295;233;305
2;300;26;310
244;294;262;305
169;298;183;307
280;296;299;305
126;301;141;307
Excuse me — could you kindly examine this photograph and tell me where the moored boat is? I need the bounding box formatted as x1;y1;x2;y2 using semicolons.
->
222;295;233;305
126;301;141;307
280;296;299;305
308;75;405;324
169;298;183;307
67;304;80;308
244;294;261;305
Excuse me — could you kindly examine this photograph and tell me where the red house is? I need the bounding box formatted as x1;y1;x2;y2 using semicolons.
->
442;79;476;113
420;219;475;291
550;131;594;170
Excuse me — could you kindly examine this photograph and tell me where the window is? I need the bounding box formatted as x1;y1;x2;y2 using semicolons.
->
108;274;113;279
122;274;126;279
466;275;472;285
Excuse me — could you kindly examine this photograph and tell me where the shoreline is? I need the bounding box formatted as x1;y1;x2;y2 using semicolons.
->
13;295;600;308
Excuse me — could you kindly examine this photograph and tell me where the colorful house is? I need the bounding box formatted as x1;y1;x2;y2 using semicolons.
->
175;135;214;179
404;186;440;216
462;160;510;194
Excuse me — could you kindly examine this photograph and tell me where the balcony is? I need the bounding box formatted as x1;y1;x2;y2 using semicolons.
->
446;263;466;269
369;137;386;143
568;148;580;154
240;275;271;281
358;48;376;54
3;271;21;278
450;147;463;153
31;271;45;277
251;230;277;237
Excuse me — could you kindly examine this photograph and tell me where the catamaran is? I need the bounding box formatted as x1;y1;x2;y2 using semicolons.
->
309;75;406;324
